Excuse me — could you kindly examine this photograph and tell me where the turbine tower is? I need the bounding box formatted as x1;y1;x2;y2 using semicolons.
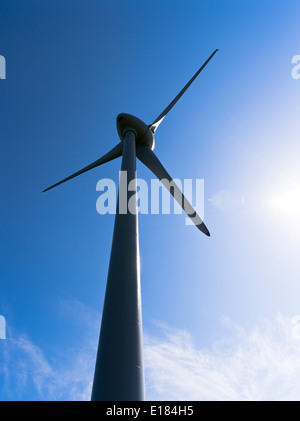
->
43;49;219;401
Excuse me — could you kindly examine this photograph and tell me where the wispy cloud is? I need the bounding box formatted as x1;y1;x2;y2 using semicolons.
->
0;297;98;401
0;331;95;401
1;307;300;401
144;315;300;401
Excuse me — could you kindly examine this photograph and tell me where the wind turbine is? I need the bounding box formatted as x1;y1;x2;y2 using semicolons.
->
43;48;219;401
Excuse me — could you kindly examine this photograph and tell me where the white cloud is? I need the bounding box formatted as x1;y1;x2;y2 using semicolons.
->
0;332;95;401
0;297;98;401
144;315;300;401
1;310;300;401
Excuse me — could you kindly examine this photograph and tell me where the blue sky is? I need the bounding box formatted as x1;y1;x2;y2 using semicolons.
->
1;0;300;400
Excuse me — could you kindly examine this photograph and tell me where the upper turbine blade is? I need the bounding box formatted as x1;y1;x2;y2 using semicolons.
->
136;145;210;236
42;142;123;193
149;49;219;133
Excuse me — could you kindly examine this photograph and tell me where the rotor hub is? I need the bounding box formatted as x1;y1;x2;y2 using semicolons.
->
116;113;155;150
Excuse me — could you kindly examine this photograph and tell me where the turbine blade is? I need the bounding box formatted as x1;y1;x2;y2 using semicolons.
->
136;145;210;236
43;142;123;193
149;49;219;133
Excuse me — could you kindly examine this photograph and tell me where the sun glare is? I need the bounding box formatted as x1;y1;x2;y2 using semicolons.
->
266;189;300;216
